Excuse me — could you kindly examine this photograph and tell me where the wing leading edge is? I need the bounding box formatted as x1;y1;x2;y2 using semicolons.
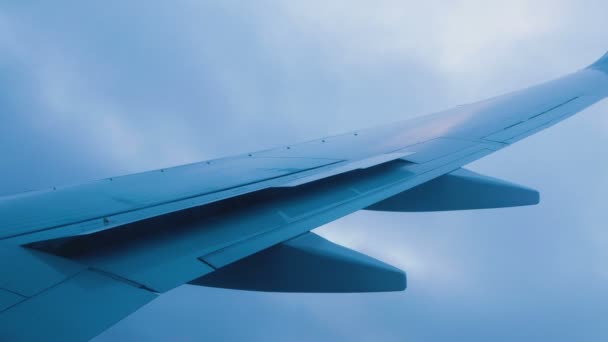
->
1;50;607;341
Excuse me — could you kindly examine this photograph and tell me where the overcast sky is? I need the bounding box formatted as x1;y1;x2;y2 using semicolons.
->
1;1;607;341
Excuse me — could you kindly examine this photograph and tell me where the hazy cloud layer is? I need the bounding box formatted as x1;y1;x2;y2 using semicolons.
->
1;1;607;341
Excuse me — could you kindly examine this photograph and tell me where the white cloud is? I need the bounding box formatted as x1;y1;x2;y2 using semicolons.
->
317;213;482;296
0;13;202;174
261;0;564;73
0;14;18;59
30;54;153;171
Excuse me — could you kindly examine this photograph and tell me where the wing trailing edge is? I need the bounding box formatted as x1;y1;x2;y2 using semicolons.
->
0;245;156;341
365;168;539;212
190;232;406;293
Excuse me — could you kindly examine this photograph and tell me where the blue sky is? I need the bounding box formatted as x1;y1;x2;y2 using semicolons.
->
1;2;608;341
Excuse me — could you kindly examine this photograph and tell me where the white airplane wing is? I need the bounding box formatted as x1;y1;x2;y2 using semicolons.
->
1;52;607;341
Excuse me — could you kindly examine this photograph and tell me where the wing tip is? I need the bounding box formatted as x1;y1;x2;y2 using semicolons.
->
589;51;608;73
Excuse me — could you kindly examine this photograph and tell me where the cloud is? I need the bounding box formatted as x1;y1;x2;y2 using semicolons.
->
258;0;563;71
318;214;478;296
0;6;209;175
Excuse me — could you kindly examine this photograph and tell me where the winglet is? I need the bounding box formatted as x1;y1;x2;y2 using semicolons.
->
589;51;608;73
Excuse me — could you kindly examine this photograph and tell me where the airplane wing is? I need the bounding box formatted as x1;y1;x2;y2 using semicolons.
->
1;52;607;341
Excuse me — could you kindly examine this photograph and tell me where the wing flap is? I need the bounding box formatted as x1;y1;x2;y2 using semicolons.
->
0;290;23;313
0;244;84;297
80;251;215;293
0;270;156;342
0;245;157;341
190;232;406;293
